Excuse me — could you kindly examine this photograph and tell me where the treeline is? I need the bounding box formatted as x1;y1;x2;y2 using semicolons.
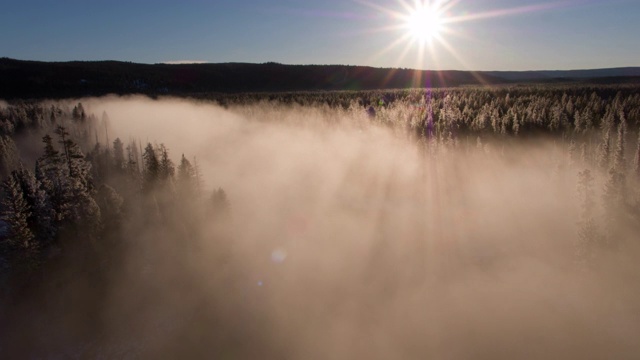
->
207;85;640;133
4;57;640;100
182;84;640;146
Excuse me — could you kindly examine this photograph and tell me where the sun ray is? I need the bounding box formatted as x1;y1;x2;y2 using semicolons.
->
368;32;414;64
446;1;570;24
354;0;408;19
357;0;581;83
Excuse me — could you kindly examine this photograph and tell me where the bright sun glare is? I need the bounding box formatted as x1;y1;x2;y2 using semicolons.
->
360;0;566;71
406;4;443;42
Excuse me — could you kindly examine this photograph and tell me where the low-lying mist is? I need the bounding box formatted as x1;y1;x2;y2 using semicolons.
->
4;96;640;359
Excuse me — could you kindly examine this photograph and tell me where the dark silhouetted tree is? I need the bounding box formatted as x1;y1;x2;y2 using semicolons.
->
158;144;175;183
142;143;160;191
210;187;230;216
177;154;196;201
113;138;125;173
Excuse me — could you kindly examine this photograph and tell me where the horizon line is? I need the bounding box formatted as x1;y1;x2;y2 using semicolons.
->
2;56;639;73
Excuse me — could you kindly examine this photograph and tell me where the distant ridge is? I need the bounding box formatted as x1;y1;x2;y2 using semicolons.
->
485;67;640;81
1;57;639;99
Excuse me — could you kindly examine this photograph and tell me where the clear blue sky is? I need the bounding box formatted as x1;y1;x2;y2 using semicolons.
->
1;0;639;71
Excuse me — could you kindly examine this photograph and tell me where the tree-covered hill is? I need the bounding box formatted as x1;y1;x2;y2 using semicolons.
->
2;57;640;99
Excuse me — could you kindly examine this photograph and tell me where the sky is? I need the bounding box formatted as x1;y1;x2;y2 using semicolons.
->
1;0;639;71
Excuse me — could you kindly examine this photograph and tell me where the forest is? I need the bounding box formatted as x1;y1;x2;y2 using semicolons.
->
1;84;640;358
2;57;640;99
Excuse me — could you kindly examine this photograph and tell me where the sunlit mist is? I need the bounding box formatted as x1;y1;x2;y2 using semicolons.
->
2;91;640;358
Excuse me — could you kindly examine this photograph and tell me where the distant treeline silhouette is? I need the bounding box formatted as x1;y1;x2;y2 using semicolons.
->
2;57;640;99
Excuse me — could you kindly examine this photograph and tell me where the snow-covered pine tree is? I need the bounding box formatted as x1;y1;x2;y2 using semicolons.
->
12;165;56;245
42;131;101;238
602;119;628;247
0;135;19;179
612;111;627;174
576;169;600;266
634;130;640;181
604;118;627;203
597;127;611;170
573;109;582;133
568;138;577;168
64;136;101;237
1;173;37;266
36;134;72;223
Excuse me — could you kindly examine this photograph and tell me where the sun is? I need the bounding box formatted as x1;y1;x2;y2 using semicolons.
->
353;0;462;71
405;4;443;43
358;0;571;74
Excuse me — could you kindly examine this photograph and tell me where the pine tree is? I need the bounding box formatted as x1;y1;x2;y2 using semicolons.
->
582;109;593;131
54;125;74;176
95;184;123;232
568;139;577;168
634;131;640;181
37;135;71;223
210;187;230;216
39;131;100;237
604;118;628;208
613;111;627;174
142;143;160;191
602;121;628;247
113;138;125;173
193;157;203;198
67;143;100;230
88;142;110;183
49;105;58;125
125;142;140;185
576;169;600;266
573;110;582;132
0;135;19;179
71;143;93;190
72;103;86;122
158;144;175;182
12;165;56;244
1;173;37;264
177;154;196;201
549;103;563;132
580;143;588;165
597;127;611;170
